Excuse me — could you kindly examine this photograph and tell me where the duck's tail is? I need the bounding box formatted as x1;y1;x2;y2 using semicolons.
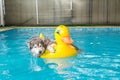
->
71;44;83;52
40;33;45;40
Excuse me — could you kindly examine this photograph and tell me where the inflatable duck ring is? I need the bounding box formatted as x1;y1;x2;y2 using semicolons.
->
40;25;78;58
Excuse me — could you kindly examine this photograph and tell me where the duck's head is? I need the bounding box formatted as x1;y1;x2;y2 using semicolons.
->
54;25;73;45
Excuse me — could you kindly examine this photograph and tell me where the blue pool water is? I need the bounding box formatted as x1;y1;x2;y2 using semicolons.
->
0;27;120;80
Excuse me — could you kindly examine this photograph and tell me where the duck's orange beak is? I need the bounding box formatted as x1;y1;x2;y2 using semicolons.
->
61;36;73;44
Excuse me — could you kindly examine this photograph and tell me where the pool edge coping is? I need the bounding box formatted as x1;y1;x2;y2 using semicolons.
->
0;28;14;32
15;26;120;28
0;26;120;32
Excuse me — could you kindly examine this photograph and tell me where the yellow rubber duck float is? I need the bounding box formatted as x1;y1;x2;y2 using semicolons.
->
40;25;78;58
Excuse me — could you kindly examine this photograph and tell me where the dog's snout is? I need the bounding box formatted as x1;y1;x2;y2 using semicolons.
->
39;51;42;54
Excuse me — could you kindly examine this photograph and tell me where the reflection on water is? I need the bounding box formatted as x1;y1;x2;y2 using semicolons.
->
0;34;9;55
44;57;75;74
29;55;76;76
30;57;42;72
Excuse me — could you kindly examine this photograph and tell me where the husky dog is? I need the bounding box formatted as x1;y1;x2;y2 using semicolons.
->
27;37;56;57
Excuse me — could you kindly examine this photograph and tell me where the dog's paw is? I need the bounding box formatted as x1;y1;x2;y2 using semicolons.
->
47;46;55;53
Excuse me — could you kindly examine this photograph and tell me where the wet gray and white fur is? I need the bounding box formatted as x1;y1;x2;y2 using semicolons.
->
27;37;56;57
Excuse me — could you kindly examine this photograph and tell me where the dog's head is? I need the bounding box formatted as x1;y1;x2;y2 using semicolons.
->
27;37;45;57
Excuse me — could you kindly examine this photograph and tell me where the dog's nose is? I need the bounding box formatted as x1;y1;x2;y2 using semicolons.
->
39;51;42;54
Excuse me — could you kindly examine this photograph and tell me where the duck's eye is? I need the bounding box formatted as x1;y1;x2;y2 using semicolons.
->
56;30;60;34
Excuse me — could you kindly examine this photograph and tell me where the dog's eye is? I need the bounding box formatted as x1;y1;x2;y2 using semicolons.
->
34;45;37;48
34;46;37;48
39;44;42;47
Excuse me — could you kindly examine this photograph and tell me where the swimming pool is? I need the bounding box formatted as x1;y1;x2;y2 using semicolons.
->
0;27;120;80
